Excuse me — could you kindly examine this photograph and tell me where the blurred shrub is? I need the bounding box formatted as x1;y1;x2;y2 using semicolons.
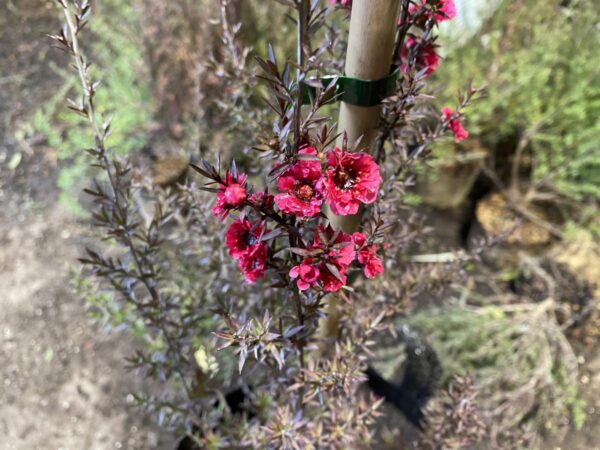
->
437;0;600;201
410;302;583;444
136;0;210;131
21;0;154;211
23;0;339;211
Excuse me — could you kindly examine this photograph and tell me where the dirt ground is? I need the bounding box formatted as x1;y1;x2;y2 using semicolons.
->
0;2;172;449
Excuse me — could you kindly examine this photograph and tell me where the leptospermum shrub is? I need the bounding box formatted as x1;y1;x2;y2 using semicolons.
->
53;0;480;447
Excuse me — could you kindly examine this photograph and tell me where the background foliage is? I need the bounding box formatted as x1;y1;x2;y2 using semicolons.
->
436;0;600;201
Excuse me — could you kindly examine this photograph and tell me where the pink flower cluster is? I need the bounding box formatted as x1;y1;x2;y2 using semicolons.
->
274;146;382;219
399;0;457;78
442;107;469;143
207;146;384;292
207;170;269;283
200;0;467;291
352;232;384;279
329;0;351;7
289;226;384;292
397;0;468;142
225;217;269;283
409;0;456;23
400;35;440;77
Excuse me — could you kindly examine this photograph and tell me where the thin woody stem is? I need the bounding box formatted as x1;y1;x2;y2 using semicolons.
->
61;1;193;398
393;0;412;61
294;0;310;151
245;199;303;239
320;0;401;354
293;0;310;400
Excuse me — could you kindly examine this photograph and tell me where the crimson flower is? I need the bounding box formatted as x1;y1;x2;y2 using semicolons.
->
225;218;268;283
401;35;440;76
442;107;469;143
319;268;347;292
238;244;268;283
352;232;384;279
212;173;248;220
315;224;355;270
225;218;264;260
290;225;356;292
433;0;456;22
274;147;325;218
289;258;320;291
325;148;382;216
409;0;456;23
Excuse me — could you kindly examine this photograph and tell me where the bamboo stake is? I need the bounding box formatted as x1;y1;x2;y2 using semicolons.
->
328;0;401;232
321;0;401;347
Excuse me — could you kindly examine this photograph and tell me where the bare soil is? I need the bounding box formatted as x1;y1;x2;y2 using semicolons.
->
0;2;171;449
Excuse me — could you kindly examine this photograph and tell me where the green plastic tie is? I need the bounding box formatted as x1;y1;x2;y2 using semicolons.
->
301;65;400;107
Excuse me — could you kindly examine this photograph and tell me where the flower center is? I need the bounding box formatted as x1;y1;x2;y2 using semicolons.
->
333;169;356;190
295;183;315;201
244;232;257;246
